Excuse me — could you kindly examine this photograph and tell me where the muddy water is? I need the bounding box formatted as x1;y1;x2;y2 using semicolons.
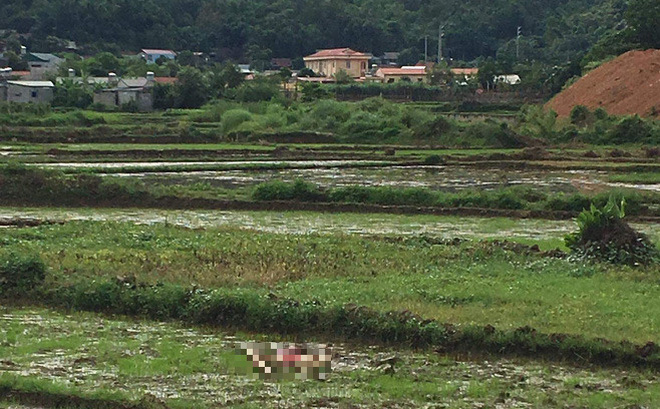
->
29;160;386;169
0;208;573;240
106;166;659;193
1;208;659;248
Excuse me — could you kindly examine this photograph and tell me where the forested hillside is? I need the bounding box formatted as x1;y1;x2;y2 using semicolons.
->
0;0;642;64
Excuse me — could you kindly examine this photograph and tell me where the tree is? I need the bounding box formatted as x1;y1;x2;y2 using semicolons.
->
626;0;660;48
3;51;28;71
397;47;421;66
298;67;316;77
177;50;196;67
477;58;498;89
175;67;209;109
333;69;353;84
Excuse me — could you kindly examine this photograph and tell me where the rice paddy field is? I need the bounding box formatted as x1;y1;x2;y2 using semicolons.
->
0;110;659;408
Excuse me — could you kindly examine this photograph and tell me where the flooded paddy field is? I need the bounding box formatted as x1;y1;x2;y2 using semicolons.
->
0;207;653;249
106;165;660;193
2;307;659;408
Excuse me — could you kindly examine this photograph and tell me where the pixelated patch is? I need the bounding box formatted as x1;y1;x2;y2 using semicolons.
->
235;342;332;381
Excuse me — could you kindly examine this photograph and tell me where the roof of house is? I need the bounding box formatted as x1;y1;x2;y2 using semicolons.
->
377;66;426;76
450;68;479;76
120;78;149;88
304;48;370;60
7;80;54;87
141;49;177;56
271;58;292;67
28;53;62;62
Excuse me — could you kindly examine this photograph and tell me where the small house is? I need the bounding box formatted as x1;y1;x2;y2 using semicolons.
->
303;48;370;78
373;66;427;83
27;52;64;79
4;80;55;104
93;72;156;111
140;49;177;64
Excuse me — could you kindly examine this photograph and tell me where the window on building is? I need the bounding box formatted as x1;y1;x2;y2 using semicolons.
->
346;61;351;68
31;91;38;98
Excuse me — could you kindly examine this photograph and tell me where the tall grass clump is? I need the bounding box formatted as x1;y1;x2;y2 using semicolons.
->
565;196;659;265
0;251;47;295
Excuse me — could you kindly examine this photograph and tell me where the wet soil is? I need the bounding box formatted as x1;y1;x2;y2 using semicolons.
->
2;308;659;408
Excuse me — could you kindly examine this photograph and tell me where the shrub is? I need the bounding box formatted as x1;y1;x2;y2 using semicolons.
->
235;79;282;103
0;251;47;294
252;180;326;202
607;115;654;144
570;105;592;126
220;109;253;133
424;154;445;165
565;196;659;265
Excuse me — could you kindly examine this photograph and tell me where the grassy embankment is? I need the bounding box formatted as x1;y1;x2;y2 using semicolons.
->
1;219;659;368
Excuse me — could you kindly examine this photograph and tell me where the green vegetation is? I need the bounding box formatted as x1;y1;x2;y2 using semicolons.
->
2;99;658;147
0;0;643;67
3;307;660;409
252;180;658;215
0;221;658;345
566;197;659;265
2;165;659;217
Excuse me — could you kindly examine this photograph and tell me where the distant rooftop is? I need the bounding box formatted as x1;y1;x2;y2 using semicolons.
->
304;48;369;60
141;49;177;56
7;80;54;87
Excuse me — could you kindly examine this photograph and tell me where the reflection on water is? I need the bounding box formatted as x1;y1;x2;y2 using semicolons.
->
1;208;657;244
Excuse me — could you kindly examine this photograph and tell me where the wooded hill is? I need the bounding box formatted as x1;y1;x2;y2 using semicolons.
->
1;0;647;65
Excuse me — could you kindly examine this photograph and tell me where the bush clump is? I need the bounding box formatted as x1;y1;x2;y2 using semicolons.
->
565;196;659;266
0;251;47;294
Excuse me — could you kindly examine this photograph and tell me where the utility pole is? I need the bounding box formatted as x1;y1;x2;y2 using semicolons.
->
437;25;444;63
516;26;522;60
424;36;428;62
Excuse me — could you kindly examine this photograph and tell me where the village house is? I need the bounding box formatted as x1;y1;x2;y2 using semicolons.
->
1;80;54;104
303;48;370;78
93;72;158;111
372;66;428;83
27;52;64;79
140;49;177;64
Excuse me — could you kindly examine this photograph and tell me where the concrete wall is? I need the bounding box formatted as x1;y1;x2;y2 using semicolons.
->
94;89;153;112
93;91;118;107
6;84;54;104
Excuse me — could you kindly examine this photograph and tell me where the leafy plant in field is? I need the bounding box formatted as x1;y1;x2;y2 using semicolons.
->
0;251;47;294
565;196;658;265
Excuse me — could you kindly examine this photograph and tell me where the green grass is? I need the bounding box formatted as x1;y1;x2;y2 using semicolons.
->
2;307;660;408
1;221;659;343
609;172;660;184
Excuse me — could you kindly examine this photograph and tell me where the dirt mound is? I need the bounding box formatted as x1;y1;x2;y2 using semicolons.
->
546;49;660;118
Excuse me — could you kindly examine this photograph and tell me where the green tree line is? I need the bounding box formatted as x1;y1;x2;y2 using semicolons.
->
1;0;656;65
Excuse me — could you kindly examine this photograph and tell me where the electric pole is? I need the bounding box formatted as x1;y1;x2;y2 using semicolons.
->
516;26;522;60
437;25;444;63
424;36;428;62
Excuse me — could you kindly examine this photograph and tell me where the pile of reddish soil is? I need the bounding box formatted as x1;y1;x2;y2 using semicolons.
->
546;49;660;118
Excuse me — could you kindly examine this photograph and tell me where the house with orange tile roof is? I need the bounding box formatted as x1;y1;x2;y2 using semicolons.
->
303;48;370;78
373;66;428;83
